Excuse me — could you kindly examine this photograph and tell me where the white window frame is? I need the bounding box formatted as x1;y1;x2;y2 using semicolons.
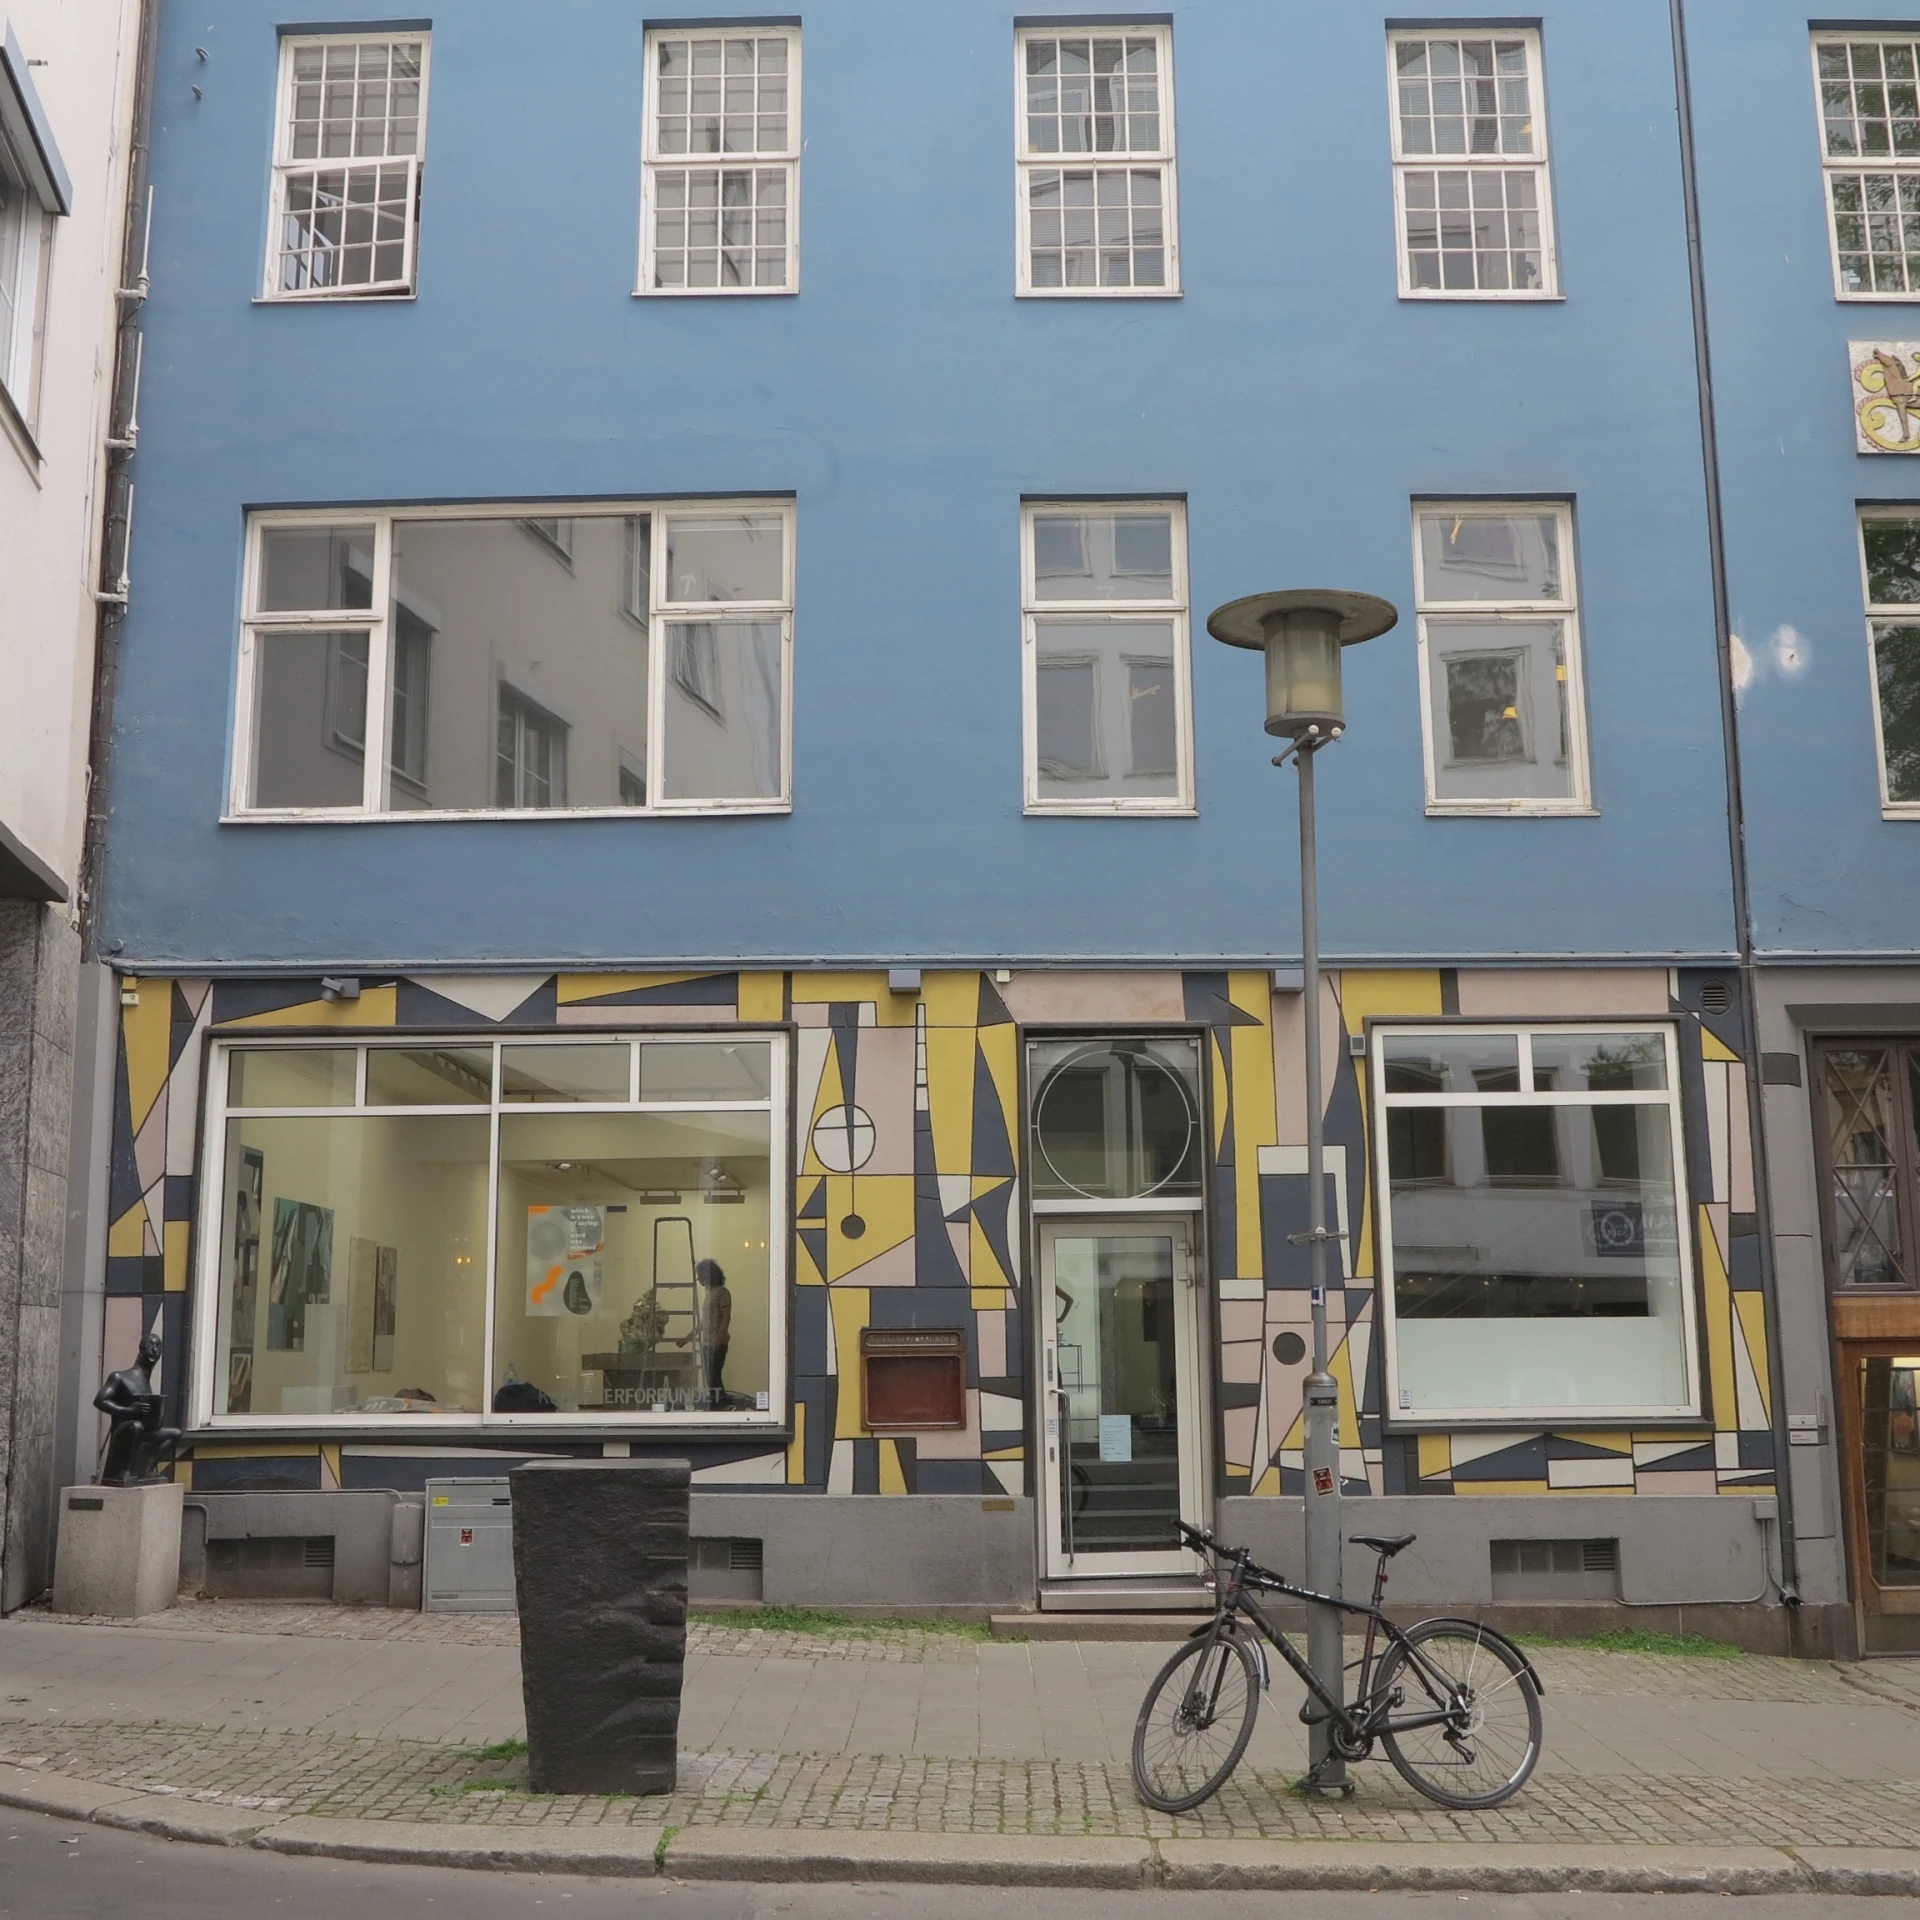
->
1856;506;1920;815
1411;499;1593;816
0;31;64;445
1013;23;1180;298
638;24;801;297
1370;1021;1704;1428
228;499;796;821
1812;32;1920;301
1020;498;1194;815
262;31;431;302
190;1032;790;1434
1387;27;1558;302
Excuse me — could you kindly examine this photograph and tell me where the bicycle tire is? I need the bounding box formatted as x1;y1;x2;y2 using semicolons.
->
1130;1629;1262;1813
1376;1619;1542;1809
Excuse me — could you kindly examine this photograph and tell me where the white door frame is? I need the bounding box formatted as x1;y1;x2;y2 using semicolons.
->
1036;1211;1208;1581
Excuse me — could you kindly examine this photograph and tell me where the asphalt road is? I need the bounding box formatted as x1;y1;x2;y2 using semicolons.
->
0;1808;1914;1920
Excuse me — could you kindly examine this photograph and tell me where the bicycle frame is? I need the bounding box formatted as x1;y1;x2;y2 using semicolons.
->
1190;1540;1543;1752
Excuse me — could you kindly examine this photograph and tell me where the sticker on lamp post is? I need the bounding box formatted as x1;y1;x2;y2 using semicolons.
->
1312;1466;1335;1495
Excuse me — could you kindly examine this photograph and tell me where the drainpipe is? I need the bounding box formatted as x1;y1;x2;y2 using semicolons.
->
1668;0;1801;1615
78;0;159;954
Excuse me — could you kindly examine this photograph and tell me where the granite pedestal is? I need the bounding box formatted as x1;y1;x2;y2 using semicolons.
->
509;1458;689;1795
51;1481;183;1617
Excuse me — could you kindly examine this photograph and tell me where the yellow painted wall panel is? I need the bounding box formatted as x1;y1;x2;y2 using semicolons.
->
1734;1291;1773;1423
737;972;786;1023
826;1176;914;1280
925;1028;976;1175
108;1204;148;1259
163;1219;191;1292
879;1438;908;1494
1335;970;1444;1034
1698;1206;1738;1431
786;1400;807;1484
1416;1432;1452;1481
221;986;398;1030
122;986;173;1133
1701;1028;1739;1064
830;1288;872;1435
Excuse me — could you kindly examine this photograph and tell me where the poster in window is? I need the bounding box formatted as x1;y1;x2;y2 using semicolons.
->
268;1198;333;1351
227;1147;264;1410
526;1205;604;1318
374;1245;397;1371
1894;1364;1919;1456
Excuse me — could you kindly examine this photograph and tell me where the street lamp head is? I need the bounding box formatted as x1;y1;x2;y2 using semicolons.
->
1207;588;1399;740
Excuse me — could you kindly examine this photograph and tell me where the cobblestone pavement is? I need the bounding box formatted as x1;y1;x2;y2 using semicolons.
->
42;1599;1911;1694
45;1600;985;1663
0;1718;1916;1847
4;1606;1916;1850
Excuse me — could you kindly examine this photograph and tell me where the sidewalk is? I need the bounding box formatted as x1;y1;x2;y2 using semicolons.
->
0;1601;1915;1891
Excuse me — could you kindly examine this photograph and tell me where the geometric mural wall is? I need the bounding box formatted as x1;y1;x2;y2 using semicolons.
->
104;963;1774;1503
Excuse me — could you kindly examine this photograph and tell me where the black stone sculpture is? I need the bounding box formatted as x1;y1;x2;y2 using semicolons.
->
509;1458;689;1794
93;1334;182;1486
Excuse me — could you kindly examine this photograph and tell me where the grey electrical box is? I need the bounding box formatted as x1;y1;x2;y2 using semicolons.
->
423;1477;516;1612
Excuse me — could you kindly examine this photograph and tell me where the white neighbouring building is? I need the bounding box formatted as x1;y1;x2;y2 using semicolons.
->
0;0;146;1607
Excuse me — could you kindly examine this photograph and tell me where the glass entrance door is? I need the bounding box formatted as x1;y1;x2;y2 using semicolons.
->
1039;1217;1205;1580
1843;1347;1920;1652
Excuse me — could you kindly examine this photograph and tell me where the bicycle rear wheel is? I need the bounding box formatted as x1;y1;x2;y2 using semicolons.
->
1131;1630;1261;1813
1377;1619;1542;1809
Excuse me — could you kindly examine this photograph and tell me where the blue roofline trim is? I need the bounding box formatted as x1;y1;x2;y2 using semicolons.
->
0;21;71;216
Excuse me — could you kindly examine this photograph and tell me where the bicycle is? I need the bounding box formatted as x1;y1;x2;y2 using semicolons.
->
1130;1522;1544;1812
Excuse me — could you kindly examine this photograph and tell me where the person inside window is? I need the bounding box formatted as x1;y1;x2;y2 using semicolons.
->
696;1258;732;1408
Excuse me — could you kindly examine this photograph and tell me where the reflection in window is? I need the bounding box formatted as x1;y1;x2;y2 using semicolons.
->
1376;1024;1695;1418
496;686;568;809
1860;516;1920;804
238;505;790;815
1415;504;1587;810
1859;1356;1920;1589
1025;505;1189;810
1029;1037;1202;1199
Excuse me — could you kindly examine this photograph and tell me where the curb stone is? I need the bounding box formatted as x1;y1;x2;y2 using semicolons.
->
663;1827;1154;1886
1156;1839;1811;1894
0;1763;1915;1892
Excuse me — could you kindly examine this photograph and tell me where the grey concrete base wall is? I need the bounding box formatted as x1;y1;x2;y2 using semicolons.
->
1215;1494;1835;1656
0;903;79;1612
181;1490;424;1607
690;1493;1037;1613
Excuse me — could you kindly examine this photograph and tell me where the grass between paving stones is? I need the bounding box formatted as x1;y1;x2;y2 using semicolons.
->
691;1604;994;1641
1521;1627;1745;1660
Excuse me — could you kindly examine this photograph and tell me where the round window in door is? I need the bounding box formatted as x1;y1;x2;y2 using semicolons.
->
1029;1037;1203;1200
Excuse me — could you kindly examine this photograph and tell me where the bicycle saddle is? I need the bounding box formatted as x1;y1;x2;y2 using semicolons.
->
1351;1532;1416;1557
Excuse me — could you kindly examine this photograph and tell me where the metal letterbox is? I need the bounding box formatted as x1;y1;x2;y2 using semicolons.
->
423;1477;516;1612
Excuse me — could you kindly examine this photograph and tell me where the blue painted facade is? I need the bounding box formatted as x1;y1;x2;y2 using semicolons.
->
91;0;1920;1649
102;0;1740;970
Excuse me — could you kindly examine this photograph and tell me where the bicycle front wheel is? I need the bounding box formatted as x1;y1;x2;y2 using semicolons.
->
1131;1630;1261;1812
1377;1619;1542;1809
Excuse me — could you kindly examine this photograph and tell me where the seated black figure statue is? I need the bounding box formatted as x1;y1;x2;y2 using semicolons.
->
94;1333;182;1486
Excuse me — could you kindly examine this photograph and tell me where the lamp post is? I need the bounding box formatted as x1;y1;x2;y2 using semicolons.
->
1207;588;1398;1793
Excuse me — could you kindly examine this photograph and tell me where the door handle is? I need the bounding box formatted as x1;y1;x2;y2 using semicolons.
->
1055;1387;1075;1566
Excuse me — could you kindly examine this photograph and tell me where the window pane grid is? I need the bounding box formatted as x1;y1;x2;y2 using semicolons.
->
645;29;798;294
1818;39;1920;295
1017;26;1176;295
270;37;427;298
1027;166;1166;288
1390;31;1553;298
652;166;790;289
1402;166;1544;293
1860;515;1920;805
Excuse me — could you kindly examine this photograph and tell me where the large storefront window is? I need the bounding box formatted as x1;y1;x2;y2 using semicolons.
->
1372;1025;1701;1423
199;1036;784;1427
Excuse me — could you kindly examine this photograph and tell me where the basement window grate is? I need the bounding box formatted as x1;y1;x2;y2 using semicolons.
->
1490;1537;1620;1601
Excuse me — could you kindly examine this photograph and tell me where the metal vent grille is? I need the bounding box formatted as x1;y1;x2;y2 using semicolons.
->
1489;1537;1620;1600
303;1536;336;1570
1698;980;1734;1015
728;1538;764;1573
